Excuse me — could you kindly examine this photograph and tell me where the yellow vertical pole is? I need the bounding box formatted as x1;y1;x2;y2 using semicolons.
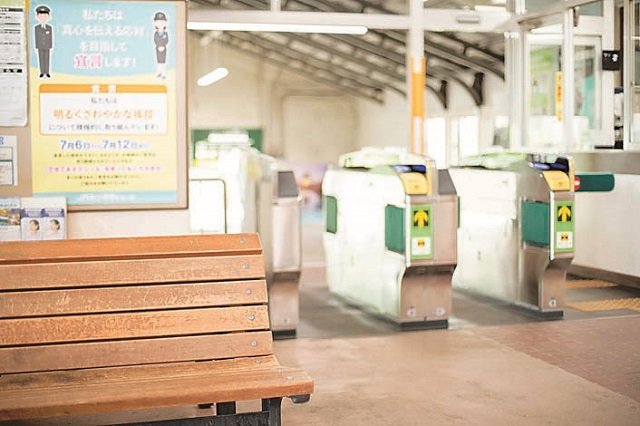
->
409;0;425;156
410;56;426;155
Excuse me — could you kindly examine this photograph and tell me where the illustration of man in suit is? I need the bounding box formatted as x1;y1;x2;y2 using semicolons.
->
153;11;168;80
34;5;53;79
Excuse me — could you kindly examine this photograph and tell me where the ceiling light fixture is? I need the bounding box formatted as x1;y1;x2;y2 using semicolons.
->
474;5;507;13
456;14;481;24
197;32;228;87
187;22;368;35
197;67;229;86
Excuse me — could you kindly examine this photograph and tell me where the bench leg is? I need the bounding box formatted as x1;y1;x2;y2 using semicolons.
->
110;399;282;426
216;401;236;415
262;397;282;426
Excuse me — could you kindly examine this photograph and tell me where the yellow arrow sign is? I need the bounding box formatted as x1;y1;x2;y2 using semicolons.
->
413;210;429;227
557;205;572;222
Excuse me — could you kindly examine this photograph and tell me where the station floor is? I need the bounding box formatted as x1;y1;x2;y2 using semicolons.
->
5;223;640;426
275;265;640;426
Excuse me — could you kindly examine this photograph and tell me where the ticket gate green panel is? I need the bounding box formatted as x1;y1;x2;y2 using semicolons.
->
385;205;405;254
554;201;574;253
410;204;433;260
576;173;615;192
521;201;550;246
325;195;338;234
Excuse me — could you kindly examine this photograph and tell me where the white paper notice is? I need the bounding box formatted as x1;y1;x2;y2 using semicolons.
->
0;135;18;185
0;4;28;126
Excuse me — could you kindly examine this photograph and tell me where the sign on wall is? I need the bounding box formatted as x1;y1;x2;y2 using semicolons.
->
28;0;186;209
0;1;28;127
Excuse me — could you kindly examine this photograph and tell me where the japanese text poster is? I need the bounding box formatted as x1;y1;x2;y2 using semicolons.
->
29;1;180;207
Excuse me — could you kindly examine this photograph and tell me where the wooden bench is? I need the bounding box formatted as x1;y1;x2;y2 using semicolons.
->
0;233;313;425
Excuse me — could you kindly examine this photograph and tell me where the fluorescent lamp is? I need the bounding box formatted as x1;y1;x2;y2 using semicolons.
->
474;5;507;13
197;67;229;86
531;24;562;34
187;22;367;35
456;13;481;24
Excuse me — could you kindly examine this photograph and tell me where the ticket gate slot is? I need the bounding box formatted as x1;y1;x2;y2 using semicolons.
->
189;140;303;337
384;167;458;327
519;159;575;317
451;153;576;317
270;169;303;338
323;148;457;330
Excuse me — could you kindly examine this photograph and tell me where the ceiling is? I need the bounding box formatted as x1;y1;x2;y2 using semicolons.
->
189;0;508;106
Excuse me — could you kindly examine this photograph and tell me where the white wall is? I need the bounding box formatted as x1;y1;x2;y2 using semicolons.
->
189;33;357;164
68;210;191;239
189;50;262;129
355;91;409;151
283;96;357;164
573;175;640;278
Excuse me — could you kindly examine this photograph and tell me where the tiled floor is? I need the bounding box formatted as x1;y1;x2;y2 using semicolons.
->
272;262;640;426
473;317;640;402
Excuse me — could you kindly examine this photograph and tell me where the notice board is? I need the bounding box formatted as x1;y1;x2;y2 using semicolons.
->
0;0;188;211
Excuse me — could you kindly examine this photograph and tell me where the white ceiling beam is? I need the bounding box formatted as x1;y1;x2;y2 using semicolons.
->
188;9;409;30
188;9;516;32
424;9;516;33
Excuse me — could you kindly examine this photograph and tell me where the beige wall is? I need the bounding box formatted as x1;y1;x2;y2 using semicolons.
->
188;34;357;165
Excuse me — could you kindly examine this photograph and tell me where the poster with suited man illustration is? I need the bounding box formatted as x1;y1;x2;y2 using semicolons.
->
34;5;53;79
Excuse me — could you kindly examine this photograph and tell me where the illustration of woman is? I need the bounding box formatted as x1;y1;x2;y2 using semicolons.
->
153;11;168;80
26;219;43;240
47;218;63;239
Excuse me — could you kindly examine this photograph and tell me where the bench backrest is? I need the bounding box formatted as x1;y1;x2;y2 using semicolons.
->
0;233;273;375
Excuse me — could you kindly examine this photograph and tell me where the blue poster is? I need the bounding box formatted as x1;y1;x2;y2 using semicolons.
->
29;1;176;78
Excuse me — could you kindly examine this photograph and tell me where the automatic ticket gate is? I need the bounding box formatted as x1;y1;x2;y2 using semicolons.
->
322;147;458;329
189;140;302;337
270;169;303;337
450;152;578;318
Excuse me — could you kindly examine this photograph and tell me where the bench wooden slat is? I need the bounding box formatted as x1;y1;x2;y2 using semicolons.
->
0;331;274;374
0;370;313;421
0;280;268;319
0;255;265;291
0;357;313;421
0;233;262;264
0;306;270;346
0;356;282;390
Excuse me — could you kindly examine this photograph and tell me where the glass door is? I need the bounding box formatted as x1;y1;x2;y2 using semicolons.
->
527;34;602;150
450;115;479;165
